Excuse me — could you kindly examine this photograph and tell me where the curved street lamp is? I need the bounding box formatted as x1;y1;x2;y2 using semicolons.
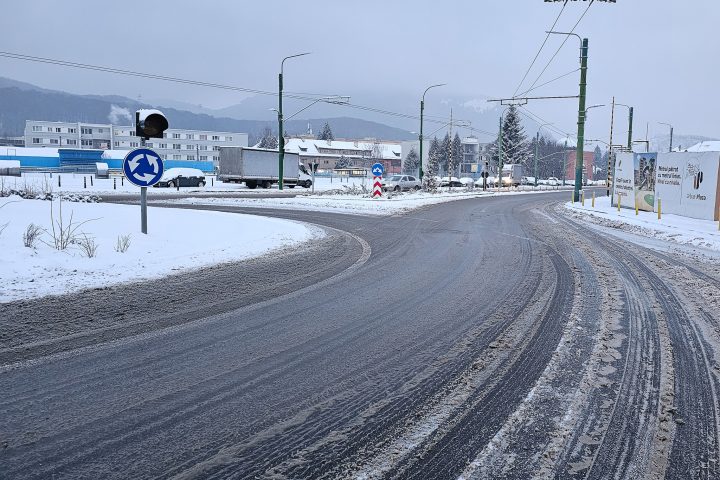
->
419;83;446;180
278;52;311;190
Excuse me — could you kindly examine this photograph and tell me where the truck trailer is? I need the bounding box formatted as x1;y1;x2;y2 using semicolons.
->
218;147;312;189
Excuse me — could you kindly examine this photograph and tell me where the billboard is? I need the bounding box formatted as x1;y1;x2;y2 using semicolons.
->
612;152;635;207
656;152;720;220
634;152;657;211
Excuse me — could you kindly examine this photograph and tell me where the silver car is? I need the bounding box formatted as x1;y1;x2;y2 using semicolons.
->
382;174;422;192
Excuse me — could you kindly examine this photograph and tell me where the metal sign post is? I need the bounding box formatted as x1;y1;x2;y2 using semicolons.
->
122;147;164;234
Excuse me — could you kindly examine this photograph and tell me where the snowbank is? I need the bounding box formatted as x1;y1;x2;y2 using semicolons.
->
565;195;720;251
0;197;321;302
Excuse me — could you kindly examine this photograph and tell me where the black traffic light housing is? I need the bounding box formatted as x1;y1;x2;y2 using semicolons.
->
135;109;169;139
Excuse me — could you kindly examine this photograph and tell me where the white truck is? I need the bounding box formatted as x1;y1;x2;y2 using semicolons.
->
501;164;523;187
218;147;312;189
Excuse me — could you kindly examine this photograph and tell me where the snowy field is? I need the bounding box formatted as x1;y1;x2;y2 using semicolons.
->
2;172;572;197
0;196;321;302
566;195;720;251
1;172;371;196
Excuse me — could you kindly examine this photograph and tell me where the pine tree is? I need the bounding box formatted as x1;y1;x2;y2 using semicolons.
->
450;133;463;177
257;126;278;149
439;133;451;174
403;146;420;175
487;105;531;170
317;122;334;141
335;155;351;169
423;137;441;190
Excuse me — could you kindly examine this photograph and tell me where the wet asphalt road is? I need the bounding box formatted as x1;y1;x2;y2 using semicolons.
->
1;191;719;479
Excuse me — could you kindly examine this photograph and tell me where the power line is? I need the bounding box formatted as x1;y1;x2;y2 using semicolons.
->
516;68;579;97
520;0;594;98
0;50;461;133
512;0;568;97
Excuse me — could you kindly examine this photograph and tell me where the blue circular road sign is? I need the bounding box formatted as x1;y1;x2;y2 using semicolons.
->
371;162;385;177
123;148;164;187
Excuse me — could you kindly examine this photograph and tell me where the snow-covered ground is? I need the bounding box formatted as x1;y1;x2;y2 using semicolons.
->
0;196;321;302
566;195;720;251
1;172;371;195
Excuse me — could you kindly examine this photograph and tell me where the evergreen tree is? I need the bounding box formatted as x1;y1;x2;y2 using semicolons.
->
335;155;351;169
257;126;278;149
487;105;531;169
450;133;463;177
317;122;334;141
403;146;420;175
423;137;441;190
439;133;451;174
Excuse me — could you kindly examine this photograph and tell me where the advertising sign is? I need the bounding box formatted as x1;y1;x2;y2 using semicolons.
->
612;152;635;207
633;152;657;211
656;152;720;220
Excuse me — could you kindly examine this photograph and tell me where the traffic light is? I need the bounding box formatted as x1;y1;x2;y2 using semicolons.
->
135;109;169;139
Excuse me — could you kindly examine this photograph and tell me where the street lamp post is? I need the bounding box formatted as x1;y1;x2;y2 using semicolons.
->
278;52;310;191
659;122;674;152
419;83;445;181
547;30;588;202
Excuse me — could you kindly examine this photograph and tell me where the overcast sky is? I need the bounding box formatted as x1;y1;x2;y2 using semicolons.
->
1;0;718;142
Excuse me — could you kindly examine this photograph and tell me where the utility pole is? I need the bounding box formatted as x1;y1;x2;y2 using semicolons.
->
534;131;539;188
627;106;633;151
448;108;453;190
497;116;503;191
574;37;589;201
660;122;674;152
608;96;615;196
563;139;568;186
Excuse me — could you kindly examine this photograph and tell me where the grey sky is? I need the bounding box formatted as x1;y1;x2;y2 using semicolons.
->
1;0;718;141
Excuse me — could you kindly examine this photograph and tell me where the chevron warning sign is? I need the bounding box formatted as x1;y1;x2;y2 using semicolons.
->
372;177;383;198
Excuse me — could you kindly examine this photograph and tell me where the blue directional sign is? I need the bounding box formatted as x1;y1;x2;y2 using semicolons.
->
123;148;164;187
371;162;385;177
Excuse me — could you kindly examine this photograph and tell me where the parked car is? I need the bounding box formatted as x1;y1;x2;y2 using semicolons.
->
458;177;475;187
382;174;422;192
439;176;464;187
546;176;560;186
154;167;206;188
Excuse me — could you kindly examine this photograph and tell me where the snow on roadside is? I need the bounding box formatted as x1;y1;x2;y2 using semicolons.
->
0;197;321;302
565;195;720;251
159;188;567;216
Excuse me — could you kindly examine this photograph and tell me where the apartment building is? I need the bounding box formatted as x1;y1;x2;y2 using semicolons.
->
24;120;248;165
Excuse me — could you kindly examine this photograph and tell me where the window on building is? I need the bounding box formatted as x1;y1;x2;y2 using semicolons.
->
32;126;42;132
32;138;41;144
199;145;208;151
212;135;220;141
50;139;59;145
146;142;153;148
186;133;193;140
81;128;93;135
225;136;232;141
200;155;208;161
55;127;62;133
186;145;194;150
68;128;76;134
212;146;220;151
199;134;207;140
160;154;167;160
98;128;104;133
114;141;120;147
130;142;139;147
159;143;167;149
172;133;181;139
173;144;181;150
172;155;182;160
187;155;195;161
67;139;77;145
81;139;93;146
162;133;168;138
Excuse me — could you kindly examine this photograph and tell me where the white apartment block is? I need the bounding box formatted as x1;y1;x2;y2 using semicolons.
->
25;120;248;163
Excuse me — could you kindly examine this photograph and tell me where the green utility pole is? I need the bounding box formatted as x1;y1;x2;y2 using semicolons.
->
498;116;503;190
278;71;284;190
563;139;567;186
627;106;633;151
534;131;539;188
573;37;589;202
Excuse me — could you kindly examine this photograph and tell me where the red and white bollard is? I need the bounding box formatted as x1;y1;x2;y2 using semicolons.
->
372;175;382;198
